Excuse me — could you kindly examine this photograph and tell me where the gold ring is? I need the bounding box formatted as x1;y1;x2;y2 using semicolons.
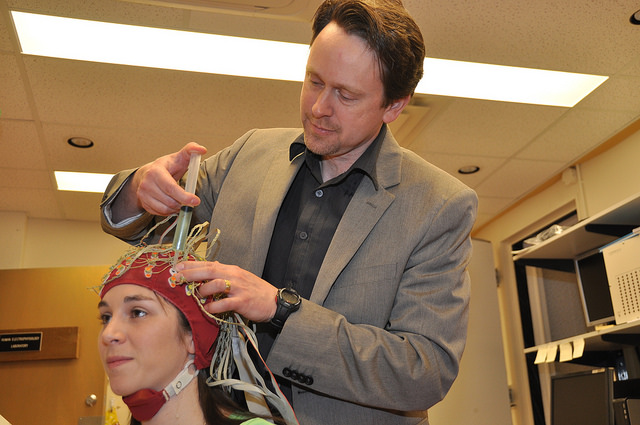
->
223;279;231;295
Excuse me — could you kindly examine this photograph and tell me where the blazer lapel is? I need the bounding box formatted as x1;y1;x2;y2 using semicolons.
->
310;178;395;304
310;129;403;304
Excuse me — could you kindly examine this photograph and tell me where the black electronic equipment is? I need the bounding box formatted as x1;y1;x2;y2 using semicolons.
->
574;249;615;327
614;398;640;425
551;368;615;425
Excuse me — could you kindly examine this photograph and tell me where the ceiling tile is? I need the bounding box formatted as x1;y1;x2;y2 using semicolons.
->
0;187;62;219
474;159;564;198
0;168;52;190
417;152;506;189
188;8;313;43
516;108;640;162
415;98;566;157
411;0;640;74
7;0;186;28
619;55;640;77
477;196;513;216
0;53;33;120
0;5;14;51
24;56;302;135
0;119;48;170
576;75;640;112
41;122;214;173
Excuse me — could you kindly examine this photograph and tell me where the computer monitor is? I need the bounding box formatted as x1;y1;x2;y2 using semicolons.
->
574;249;615;327
551;368;615;425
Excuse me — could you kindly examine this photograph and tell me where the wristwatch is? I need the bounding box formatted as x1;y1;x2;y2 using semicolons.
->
270;287;301;330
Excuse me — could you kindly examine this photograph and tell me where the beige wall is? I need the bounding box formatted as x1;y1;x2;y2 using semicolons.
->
0;215;128;269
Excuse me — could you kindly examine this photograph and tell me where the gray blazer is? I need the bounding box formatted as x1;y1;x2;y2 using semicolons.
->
101;127;478;425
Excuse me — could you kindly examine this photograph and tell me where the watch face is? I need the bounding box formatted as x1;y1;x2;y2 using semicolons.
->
281;290;299;304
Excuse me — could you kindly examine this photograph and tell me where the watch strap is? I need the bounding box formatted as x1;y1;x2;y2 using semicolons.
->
270;288;300;330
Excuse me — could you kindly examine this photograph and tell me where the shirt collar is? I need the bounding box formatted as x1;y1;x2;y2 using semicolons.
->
289;125;386;190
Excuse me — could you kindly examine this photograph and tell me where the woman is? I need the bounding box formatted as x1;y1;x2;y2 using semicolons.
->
97;224;296;425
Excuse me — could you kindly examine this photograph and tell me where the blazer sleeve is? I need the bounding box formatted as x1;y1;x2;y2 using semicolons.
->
266;184;478;412
99;168;156;244
99;130;260;245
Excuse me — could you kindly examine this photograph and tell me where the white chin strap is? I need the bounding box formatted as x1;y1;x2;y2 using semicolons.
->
163;359;196;400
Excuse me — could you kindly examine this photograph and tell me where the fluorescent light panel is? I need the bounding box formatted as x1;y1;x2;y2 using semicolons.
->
12;10;607;107
11;11;309;82
419;58;607;107
55;171;113;193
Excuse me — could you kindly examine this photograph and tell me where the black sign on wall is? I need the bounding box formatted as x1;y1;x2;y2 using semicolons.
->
0;332;43;352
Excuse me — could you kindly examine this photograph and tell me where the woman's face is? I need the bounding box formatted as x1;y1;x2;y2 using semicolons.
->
97;284;194;396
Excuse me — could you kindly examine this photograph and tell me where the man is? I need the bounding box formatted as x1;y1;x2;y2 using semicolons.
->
101;1;478;423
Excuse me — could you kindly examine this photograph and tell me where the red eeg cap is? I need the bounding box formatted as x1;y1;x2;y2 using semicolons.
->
100;250;219;370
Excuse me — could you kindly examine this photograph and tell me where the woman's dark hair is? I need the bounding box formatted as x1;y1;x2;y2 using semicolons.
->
311;0;425;107
128;373;257;425
128;304;279;425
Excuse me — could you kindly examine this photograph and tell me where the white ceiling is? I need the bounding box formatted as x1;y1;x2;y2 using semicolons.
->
1;0;640;232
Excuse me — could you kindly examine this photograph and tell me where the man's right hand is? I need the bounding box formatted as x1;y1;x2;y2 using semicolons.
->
111;142;207;221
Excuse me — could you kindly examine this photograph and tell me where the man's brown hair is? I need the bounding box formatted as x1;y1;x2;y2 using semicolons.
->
311;0;425;107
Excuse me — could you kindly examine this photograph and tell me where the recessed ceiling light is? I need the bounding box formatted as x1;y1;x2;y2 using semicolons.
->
458;165;480;175
10;11;608;107
67;137;94;148
631;9;640;25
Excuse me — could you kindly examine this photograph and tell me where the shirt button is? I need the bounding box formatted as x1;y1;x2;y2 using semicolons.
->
299;231;308;240
315;189;323;198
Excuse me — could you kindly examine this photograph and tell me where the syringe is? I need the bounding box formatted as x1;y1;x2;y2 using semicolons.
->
172;152;201;251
